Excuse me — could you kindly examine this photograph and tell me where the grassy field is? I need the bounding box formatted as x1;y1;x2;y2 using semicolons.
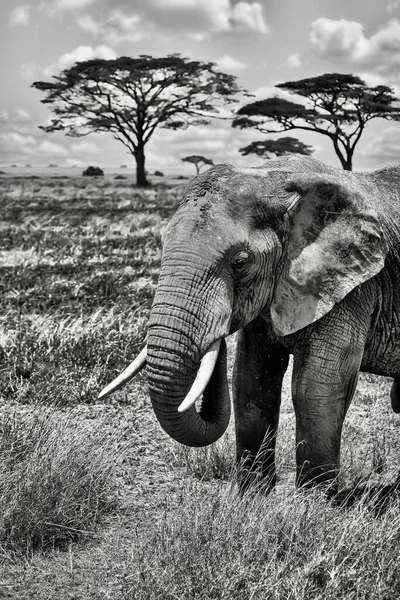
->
0;171;400;599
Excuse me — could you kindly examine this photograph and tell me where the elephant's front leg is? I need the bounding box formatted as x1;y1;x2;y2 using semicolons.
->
233;317;289;493
292;318;367;492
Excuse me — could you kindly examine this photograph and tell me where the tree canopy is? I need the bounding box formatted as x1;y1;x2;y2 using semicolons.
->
181;155;214;175
239;136;313;158
32;54;244;186
233;73;400;170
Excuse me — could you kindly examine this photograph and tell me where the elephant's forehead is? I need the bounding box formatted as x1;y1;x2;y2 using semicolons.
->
167;198;243;243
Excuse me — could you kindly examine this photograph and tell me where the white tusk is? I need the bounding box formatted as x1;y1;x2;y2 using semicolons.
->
98;346;147;399
177;340;221;413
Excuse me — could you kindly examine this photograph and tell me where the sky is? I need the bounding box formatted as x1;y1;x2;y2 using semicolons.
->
2;0;400;174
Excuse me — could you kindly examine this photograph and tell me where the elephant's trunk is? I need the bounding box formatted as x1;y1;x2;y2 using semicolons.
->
146;283;231;446
146;334;231;447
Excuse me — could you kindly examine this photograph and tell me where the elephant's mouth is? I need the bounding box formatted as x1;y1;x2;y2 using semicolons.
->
98;338;223;412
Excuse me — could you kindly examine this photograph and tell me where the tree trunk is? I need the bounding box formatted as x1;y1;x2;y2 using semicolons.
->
134;142;148;187
343;155;353;171
335;151;353;171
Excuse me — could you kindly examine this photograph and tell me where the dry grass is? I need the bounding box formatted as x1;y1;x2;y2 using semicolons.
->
115;481;400;600
0;408;125;556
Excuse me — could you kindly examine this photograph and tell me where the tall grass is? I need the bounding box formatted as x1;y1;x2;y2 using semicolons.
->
0;409;124;556
107;479;400;600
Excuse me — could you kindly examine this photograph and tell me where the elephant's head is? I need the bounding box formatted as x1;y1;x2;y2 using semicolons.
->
99;157;387;448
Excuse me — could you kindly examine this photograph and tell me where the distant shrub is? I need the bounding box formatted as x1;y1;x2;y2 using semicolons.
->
48;164;58;168
115;174;127;180
10;164;17;168
120;164;128;168
154;170;164;177
177;175;189;180
25;164;31;168
82;165;104;177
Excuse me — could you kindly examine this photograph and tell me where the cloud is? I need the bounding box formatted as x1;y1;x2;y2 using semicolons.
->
387;0;400;13
8;5;31;26
0;131;36;152
359;126;400;161
230;1;268;34
216;54;246;71
0;126;69;163
43;45;117;77
70;140;100;155
285;53;301;69
35;140;69;157
40;0;96;16
309;17;400;84
77;10;145;45
145;118;265;171
0;109;32;126
77;1;268;45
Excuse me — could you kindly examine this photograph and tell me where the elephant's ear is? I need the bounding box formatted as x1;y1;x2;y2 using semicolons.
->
270;173;388;336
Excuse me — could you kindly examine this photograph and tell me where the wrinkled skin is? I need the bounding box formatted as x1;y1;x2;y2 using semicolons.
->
138;156;400;492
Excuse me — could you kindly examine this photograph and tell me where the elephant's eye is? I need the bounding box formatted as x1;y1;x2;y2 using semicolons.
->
231;250;250;272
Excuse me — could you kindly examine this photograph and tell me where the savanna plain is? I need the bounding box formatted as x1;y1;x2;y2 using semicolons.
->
0;169;400;599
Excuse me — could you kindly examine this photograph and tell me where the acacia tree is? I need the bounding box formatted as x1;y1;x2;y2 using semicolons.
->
233;73;400;171
181;155;214;175
32;55;244;187
239;136;313;158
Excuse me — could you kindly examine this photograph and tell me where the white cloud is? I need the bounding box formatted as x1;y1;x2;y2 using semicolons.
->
146;118;265;171
216;54;246;71
152;0;201;7
359;126;400;161
0;109;32;126
285;53;301;69
77;10;145;45
309;17;400;83
76;13;101;36
65;157;88;167
70;140;100;154
15;108;32;123
251;84;308;106
76;1;268;46
40;0;96;16
310;18;365;57
0;131;36;150
35;140;69;157
44;45;117;77
0;126;68;159
230;1;268;34
8;5;31;26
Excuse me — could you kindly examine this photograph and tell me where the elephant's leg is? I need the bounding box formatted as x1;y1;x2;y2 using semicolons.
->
292;319;366;492
233;316;289;492
390;378;400;413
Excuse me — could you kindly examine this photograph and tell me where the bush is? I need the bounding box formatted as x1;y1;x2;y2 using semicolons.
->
154;170;164;177
82;165;104;177
115;174;127;180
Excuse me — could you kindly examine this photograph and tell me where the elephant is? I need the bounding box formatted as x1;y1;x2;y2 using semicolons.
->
99;154;400;493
